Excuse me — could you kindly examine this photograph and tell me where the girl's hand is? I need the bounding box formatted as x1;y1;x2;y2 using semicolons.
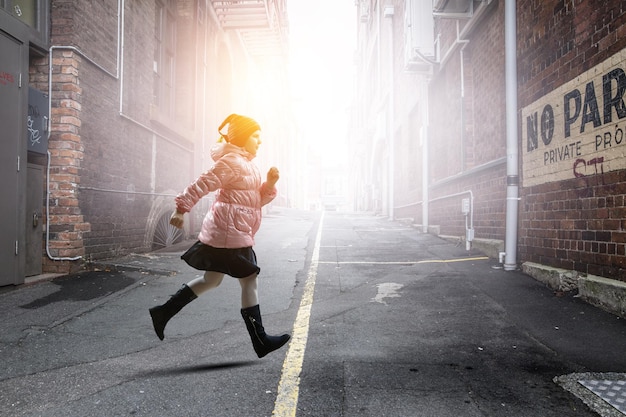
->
169;210;184;229
267;167;280;187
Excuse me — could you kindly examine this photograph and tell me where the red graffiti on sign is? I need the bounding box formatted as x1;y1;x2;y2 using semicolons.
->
0;72;15;86
573;157;604;178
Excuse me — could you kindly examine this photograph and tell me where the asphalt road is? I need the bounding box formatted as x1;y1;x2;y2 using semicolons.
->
1;208;625;417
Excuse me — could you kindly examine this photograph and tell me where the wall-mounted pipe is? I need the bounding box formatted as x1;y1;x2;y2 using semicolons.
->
385;5;395;220
421;81;430;233
438;0;492;69
429;189;474;248
504;0;519;270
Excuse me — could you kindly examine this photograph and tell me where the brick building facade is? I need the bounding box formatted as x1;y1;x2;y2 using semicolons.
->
353;0;626;316
517;0;626;282
0;0;291;284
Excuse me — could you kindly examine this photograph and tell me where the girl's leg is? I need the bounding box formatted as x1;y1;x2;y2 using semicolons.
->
149;271;223;341
239;273;290;358
187;271;225;296
149;284;197;340
238;273;259;308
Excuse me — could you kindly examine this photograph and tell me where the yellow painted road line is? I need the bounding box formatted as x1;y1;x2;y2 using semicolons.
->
318;256;489;265
272;212;324;417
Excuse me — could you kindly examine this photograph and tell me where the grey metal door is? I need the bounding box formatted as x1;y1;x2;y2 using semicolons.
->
25;164;43;277
0;30;23;286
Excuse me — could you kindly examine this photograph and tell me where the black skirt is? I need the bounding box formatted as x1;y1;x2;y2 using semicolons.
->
181;241;260;278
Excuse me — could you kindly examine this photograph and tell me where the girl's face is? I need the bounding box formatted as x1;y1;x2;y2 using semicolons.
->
244;130;262;156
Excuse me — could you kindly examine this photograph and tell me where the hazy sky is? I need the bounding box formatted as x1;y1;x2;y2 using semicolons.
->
287;0;356;164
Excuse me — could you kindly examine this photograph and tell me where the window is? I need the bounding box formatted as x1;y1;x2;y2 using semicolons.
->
154;0;176;118
4;0;38;29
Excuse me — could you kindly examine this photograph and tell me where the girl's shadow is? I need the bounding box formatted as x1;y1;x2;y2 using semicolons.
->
138;360;258;378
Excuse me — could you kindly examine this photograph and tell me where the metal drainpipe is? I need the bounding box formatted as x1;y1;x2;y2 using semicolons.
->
504;0;519;270
386;6;395;221
422;80;429;234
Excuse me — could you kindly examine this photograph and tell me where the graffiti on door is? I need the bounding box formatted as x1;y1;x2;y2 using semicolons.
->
0;71;15;86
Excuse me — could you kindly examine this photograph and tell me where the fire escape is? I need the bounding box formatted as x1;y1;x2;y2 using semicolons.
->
210;0;289;58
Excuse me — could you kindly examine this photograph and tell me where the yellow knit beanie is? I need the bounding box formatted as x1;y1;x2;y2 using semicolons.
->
218;114;261;147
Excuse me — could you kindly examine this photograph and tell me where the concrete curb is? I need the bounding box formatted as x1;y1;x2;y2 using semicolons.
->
522;262;626;319
578;275;626;319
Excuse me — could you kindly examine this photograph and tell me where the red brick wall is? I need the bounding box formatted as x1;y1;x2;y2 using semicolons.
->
29;53;87;274
465;2;506;167
518;0;626;282
521;173;626;279
45;0;205;266
23;0;288;273
425;0;508;240
45;50;89;272
427;163;507;240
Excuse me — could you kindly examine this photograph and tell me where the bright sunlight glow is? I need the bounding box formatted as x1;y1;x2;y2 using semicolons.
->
286;0;356;210
287;0;356;167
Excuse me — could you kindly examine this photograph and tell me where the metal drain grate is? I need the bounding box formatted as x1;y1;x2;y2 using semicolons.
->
579;379;626;414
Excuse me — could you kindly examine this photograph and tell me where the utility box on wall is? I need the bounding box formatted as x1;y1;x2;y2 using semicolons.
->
27;87;48;155
433;0;473;16
404;0;435;72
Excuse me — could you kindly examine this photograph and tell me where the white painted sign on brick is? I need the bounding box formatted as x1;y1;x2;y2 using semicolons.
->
522;48;626;187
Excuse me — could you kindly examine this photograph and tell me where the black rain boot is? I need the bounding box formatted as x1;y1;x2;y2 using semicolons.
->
149;284;197;340
241;304;290;358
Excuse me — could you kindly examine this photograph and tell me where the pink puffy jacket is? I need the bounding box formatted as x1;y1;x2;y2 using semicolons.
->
175;143;277;248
